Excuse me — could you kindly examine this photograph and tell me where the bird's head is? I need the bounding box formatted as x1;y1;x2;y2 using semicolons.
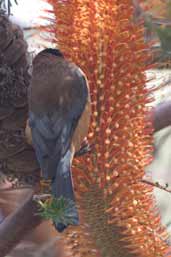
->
38;48;64;58
32;48;64;68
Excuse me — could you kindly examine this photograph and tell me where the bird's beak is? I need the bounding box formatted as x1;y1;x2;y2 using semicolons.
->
25;119;33;145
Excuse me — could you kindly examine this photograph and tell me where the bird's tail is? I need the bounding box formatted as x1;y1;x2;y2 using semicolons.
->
51;149;79;232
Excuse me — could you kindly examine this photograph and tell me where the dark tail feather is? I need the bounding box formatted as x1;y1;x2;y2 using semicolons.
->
51;149;79;232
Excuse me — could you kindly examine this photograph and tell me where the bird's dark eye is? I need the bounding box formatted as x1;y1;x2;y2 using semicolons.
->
40;48;64;58
43;154;48;159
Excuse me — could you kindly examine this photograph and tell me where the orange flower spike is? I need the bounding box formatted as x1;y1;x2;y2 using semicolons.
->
44;0;169;256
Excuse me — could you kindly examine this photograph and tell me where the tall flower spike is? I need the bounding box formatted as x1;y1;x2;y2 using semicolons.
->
44;0;169;256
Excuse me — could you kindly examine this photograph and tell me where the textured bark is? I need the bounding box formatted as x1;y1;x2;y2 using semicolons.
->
0;12;42;257
0;11;40;186
0;189;42;257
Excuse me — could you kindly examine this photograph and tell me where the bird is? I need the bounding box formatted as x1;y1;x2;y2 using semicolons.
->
27;48;91;232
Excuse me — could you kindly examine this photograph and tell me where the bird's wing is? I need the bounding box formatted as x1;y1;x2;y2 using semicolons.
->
29;111;77;179
29;67;88;179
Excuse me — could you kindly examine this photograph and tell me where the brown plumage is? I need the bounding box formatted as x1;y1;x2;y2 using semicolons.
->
25;59;91;154
26;96;91;153
27;48;91;232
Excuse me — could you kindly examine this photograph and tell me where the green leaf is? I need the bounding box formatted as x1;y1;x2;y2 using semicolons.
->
38;196;78;226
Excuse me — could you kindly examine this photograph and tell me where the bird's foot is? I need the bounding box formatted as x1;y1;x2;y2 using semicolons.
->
75;139;92;157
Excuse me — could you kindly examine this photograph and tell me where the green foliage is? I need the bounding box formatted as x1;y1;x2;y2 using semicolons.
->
166;0;171;19
38;196;78;226
144;15;153;31
156;26;171;53
144;10;171;54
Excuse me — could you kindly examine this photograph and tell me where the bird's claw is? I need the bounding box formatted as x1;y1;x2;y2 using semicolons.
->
75;140;92;157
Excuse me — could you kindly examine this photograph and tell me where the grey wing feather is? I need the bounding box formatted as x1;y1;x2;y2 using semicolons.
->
29;112;77;179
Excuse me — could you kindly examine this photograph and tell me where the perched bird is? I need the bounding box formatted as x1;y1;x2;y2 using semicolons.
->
27;48;91;232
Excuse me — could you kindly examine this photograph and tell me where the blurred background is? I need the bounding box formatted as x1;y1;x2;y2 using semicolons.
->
134;0;171;239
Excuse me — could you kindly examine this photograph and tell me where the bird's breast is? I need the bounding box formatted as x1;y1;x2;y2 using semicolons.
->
71;97;91;152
